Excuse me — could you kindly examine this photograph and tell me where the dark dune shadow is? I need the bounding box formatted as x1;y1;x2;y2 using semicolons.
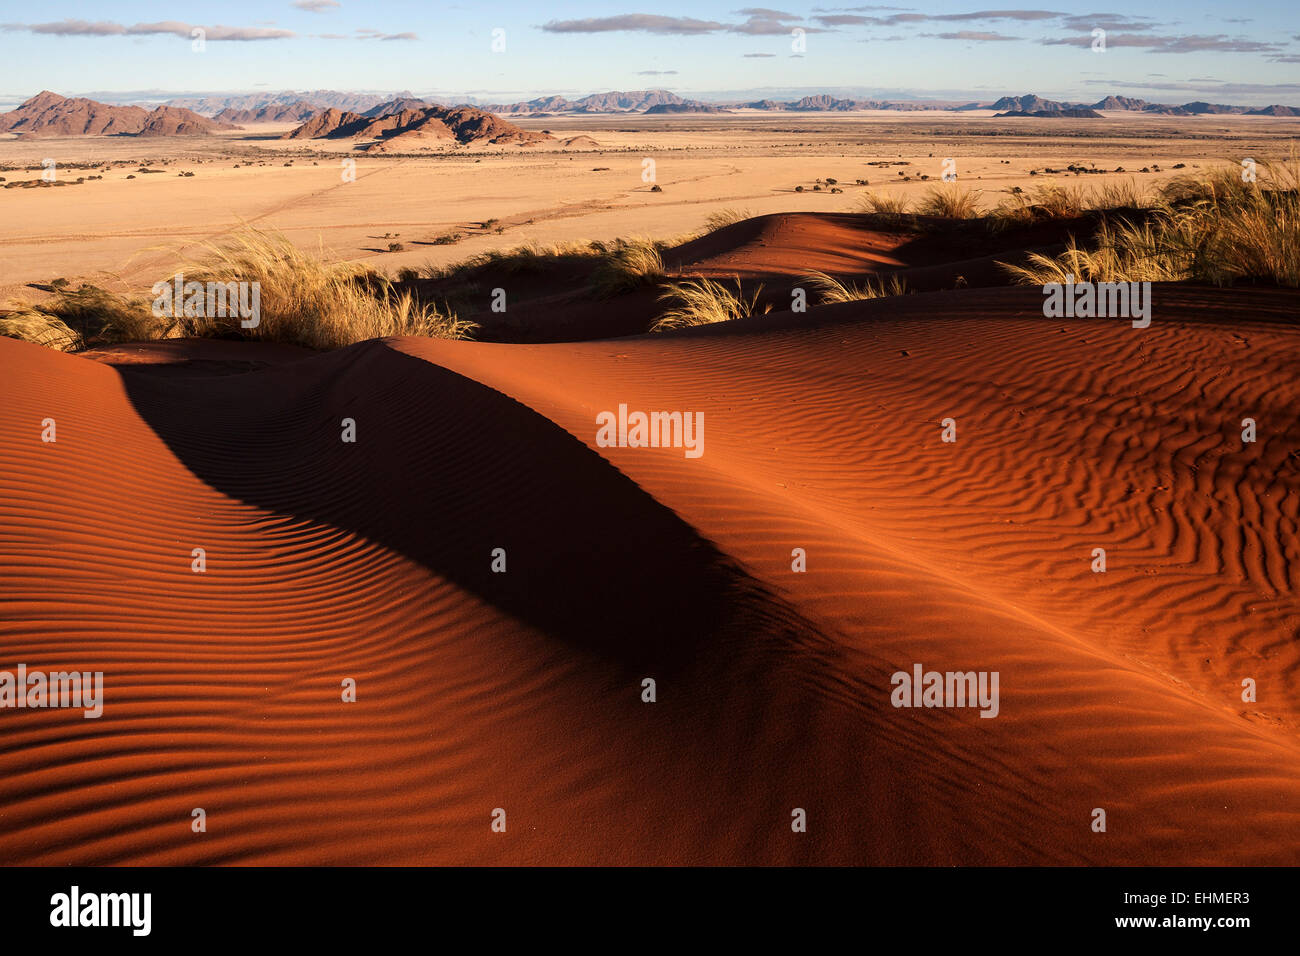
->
113;340;822;671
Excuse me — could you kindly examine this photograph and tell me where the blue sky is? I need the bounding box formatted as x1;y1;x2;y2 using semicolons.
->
1;1;1298;106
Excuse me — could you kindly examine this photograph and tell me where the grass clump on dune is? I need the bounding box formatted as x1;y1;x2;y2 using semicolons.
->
0;309;85;352
177;230;474;348
802;271;909;304
855;191;911;215
1092;178;1150;212
1002;218;1192;284
651;277;770;331
0;228;476;353
1002;156;1300;288
0;284;157;353
915;183;981;219
1028;184;1088;219
590;236;669;297
994;181;1149;229
702;207;754;232
427;239;606;279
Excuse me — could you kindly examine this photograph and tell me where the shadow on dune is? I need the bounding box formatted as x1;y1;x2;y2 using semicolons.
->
113;340;820;671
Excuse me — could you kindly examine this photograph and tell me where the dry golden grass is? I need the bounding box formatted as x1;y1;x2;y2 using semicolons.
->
1002;157;1300;288
990;189;1036;227
1001;219;1190;284
590;237;669;297
855;191;911;215
1093;178;1150;211
802;271;909;303
702;208;754;232
993;181;1151;230
0;228;477;352
0;284;156;352
652;277;770;331
1031;184;1088;219
176;230;474;348
0;308;85;352
916;184;981;219
425;239;606;279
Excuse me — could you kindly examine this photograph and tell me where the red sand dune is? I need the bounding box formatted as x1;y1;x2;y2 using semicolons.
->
442;213;1108;343
1;284;1299;865
672;211;1097;289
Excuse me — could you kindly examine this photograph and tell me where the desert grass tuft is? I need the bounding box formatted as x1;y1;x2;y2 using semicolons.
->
802;271;909;303
424;239;609;281
589;237;669;297
172;229;475;348
1092;178;1149;212
702;208;753;232
855;191;911;215
916;184;981;219
1001;156;1300;288
1031;184;1088;219
0;308;84;352
1001;218;1191;285
0;284;157;352
1;228;477;352
651;277;769;331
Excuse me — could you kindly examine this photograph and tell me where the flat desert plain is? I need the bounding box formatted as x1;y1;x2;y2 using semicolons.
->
1;112;1299;865
3;111;1298;297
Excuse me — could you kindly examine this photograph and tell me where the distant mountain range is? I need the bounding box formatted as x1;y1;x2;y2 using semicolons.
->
481;90;687;114
165;90;415;115
0;91;238;137
487;89;1298;117
434;89;1300;117
980;93;1298;117
64;87;1300;120
2;89;1295;141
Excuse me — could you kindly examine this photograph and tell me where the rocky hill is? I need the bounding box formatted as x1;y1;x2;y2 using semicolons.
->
0;92;237;136
996;108;1103;118
0;91;148;136
282;104;552;149
1091;95;1149;111
644;102;730;114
